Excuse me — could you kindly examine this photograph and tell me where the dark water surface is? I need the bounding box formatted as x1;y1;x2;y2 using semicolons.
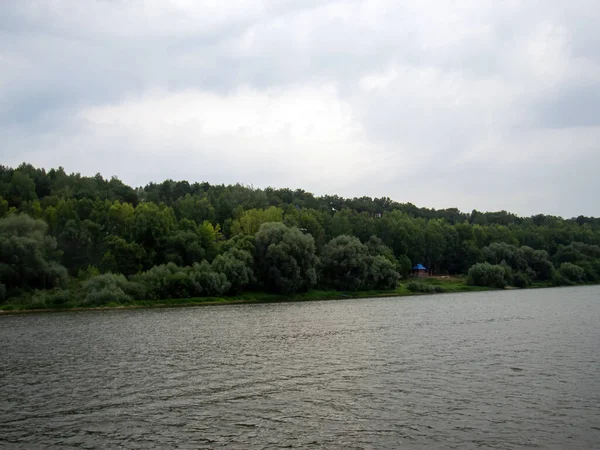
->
1;287;599;449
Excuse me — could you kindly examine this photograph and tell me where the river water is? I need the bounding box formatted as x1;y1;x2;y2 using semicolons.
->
1;286;599;449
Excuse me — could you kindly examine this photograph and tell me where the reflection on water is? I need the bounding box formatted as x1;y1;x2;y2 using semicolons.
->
1;286;599;449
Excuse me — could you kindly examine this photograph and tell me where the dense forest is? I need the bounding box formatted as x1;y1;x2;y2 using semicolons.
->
1;163;599;309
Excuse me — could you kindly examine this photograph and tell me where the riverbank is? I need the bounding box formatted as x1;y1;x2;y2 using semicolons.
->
7;277;585;315
2;276;576;315
0;277;500;314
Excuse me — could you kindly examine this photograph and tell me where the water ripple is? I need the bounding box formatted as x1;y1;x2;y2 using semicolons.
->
1;286;600;449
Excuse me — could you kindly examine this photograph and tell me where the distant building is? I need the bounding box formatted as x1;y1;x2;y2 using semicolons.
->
412;264;428;277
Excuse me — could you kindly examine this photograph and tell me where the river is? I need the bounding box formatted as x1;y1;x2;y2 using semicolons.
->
1;286;599;449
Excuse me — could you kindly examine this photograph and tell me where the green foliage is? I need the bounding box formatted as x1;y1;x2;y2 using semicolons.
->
254;222;318;294
82;273;136;306
1;163;599;307
482;243;528;271
0;195;8;218
212;247;255;294
522;247;555;281
230;206;284;235
512;272;532;288
557;262;585;285
164;230;205;266
367;255;399;290
131;263;195;300
554;242;600;265
26;288;73;308
175;194;216;224
6;170;37;207
77;265;101;280
320;235;369;291
189;261;231;296
406;281;441;293
395;254;413;277
132;202;175;249
467;262;508;288
101;235;147;275
0;214;68;296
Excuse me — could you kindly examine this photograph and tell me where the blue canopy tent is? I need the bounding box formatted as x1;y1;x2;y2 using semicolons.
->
412;264;428;277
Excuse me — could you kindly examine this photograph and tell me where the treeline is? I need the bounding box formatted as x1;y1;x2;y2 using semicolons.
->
1;163;599;307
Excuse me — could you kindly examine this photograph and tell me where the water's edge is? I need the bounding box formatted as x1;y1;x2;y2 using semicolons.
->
3;282;592;315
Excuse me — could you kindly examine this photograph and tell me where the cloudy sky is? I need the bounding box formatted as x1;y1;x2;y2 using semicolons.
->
1;1;599;217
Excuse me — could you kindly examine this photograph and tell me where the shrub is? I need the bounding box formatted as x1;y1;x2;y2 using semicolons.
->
77;266;101;281
212;247;255;294
558;262;585;285
512;272;532;288
320;235;369;291
131;263;195;300
467;262;508;288
85;287;131;306
255;222;318;294
367;255;400;290
82;273;134;306
189;261;231;296
406;281;437;293
574;261;600;283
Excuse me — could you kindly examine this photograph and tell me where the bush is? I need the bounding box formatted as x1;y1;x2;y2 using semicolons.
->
189;261;231;296
255;222;318;294
467;262;508;288
212;247;255;294
320;235;369;291
574;261;600;283
512;272;532;288
131;263;196;300
0;283;6;303
406;281;438;293
558;262;585;285
85;287;131;306
82;273;134;306
77;266;101;281
367;255;400;290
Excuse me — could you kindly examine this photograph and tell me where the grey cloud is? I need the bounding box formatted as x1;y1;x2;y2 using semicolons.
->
533;83;600;128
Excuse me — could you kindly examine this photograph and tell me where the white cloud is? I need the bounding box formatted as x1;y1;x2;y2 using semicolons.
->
1;0;600;217
25;84;383;191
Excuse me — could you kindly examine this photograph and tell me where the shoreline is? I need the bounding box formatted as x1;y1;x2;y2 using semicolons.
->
3;280;594;316
0;291;433;315
0;280;551;315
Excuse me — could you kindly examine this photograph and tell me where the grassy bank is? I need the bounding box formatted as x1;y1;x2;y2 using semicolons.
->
0;277;495;314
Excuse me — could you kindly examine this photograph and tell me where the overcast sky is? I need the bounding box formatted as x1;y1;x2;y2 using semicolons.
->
1;1;599;217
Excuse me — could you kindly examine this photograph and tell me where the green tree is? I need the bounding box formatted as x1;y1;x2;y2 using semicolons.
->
58;219;93;274
557;262;585;285
6;171;37;207
212;247;255;294
467;262;508;288
0;195;9;218
174;194;216;224
101;235;147;276
367;255;399;290
82;273;139;306
254;222;318;293
189;261;231;296
132;202;175;263
0;214;68;297
230;206;284;235
320;235;369;291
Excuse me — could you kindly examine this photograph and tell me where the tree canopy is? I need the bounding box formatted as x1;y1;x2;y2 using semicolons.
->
1;162;599;306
